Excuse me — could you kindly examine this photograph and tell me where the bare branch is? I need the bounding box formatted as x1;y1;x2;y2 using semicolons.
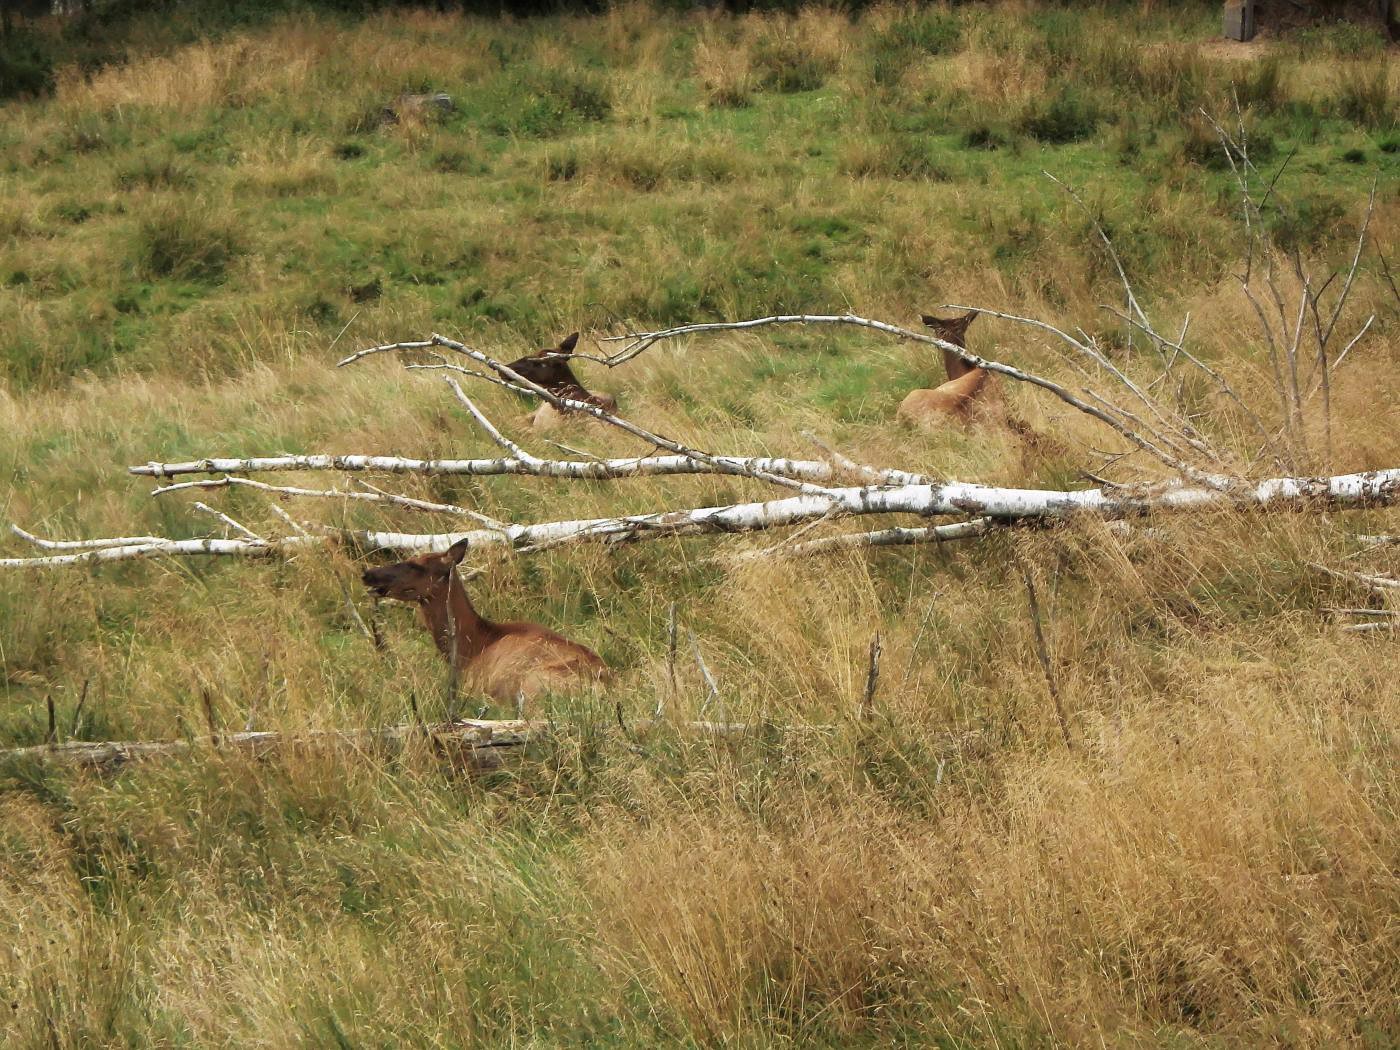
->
689;630;722;718
1017;553;1072;750
11;524;164;550
0;717;817;772
799;431;929;487
947;302;1217;459
1095;303;1277;463
443;378;542;464
153;476;503;527
1341;621;1396;634
191;502;267;544
1042;171;1156;354
1357;534;1400;547
0;536;304;569
598;313;1232;487
1322;179;1377;349
1309;315;1374;400
132;451;898;487
748;518;996;559
266;503;312;538
858;633;881;723
1308;562;1400;592
342;334;840;498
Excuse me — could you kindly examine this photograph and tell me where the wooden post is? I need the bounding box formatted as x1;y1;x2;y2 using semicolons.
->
1223;0;1256;42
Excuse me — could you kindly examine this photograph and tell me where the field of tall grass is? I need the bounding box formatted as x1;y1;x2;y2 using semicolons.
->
1;2;1398;1045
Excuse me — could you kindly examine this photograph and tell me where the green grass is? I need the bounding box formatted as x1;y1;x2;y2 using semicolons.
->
0;2;1395;390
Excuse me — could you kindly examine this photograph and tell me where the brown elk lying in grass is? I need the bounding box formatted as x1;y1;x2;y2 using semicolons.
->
362;538;610;705
896;310;995;426
900;310;1066;467
505;332;618;432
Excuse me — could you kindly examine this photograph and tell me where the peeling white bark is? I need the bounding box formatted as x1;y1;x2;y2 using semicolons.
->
10;467;1398;568
130;452;926;486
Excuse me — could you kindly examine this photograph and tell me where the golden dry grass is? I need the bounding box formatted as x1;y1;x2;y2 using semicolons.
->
1;2;1398;1046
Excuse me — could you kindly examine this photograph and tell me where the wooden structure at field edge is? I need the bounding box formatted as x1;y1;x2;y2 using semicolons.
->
1224;0;1397;41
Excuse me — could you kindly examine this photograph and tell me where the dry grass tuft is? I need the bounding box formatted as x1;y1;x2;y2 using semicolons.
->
694;22;757;110
583;683;1398;1044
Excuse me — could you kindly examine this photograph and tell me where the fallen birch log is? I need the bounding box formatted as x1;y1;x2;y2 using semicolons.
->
8;466;1400;568
129;452;924;486
0;718;807;772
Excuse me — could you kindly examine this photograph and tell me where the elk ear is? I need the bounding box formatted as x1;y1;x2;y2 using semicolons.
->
960;309;979;328
920;313;942;327
444;537;471;565
558;332;580;354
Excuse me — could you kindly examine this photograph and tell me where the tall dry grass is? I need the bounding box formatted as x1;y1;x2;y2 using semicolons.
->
1;2;1398;1045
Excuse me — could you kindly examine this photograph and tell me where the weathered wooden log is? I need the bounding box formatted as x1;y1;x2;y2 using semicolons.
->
0;718;818;773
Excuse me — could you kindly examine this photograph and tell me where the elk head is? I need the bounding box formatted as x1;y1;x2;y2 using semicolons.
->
362;538;470;604
504;333;618;413
505;332;579;387
921;310;980;381
921;310;979;346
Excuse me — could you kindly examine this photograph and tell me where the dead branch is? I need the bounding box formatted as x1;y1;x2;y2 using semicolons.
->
152;476;506;527
1308;562;1400;592
748;518;996;559
858;633;881;723
0;718;822;772
10;466;1400;569
10;525;164;550
689;629;722;717
599;313;1233;486
1357;534;1400;547
1017;554;1072;750
341;335;841;497
1;534;308;569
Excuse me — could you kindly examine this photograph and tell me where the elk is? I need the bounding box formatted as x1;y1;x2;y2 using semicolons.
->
896;310;995;427
361;538;610;705
505;332;618;431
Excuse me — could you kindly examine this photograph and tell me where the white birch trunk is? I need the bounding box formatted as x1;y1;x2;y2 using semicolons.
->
9;467;1397;568
129;453;927;486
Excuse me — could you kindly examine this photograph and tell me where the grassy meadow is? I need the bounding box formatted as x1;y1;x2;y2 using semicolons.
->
2;1;1399;1045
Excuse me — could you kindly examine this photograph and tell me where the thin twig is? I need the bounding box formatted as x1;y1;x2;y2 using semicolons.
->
11;524;163;550
1308;562;1400;592
192;502;267;544
858;633;882;723
200;687;220;747
1322;179;1377;349
1017;555;1072;750
689;629;722;718
662;601;678;720
338;575;379;649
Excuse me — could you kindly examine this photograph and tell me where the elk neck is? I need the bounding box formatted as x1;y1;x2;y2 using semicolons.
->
941;347;977;382
946;365;991;397
418;570;499;666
